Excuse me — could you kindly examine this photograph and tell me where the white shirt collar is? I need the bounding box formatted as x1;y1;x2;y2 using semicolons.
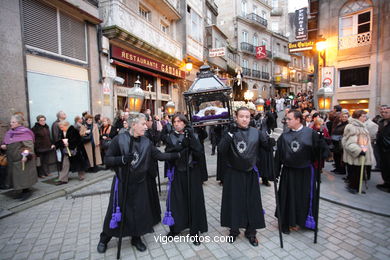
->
292;124;304;132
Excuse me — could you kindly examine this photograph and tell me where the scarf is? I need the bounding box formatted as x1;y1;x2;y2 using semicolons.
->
3;126;35;145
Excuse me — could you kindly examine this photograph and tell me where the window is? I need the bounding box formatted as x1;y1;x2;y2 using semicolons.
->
215;38;222;48
161;22;169;34
241;0;247;16
262;65;268;73
253;5;257;15
276;43;281;52
242;59;248;68
302;56;306;67
206;9;212;25
340;66;369;87
284;46;287;53
188;6;202;42
242;31;248;43
253;35;258;47
272;21;279;32
293;57;297;66
253;62;258;71
298;73;302;81
22;0;86;62
272;0;278;8
262;11;267;19
161;79;170;94
340;11;371;37
139;5;151;21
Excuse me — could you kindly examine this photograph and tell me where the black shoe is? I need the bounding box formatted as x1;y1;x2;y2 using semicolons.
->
131;237;146;252
55;181;68;186
263;181;271;187
97;242;107;253
282;230;290;235
191;235;201;246
0;184;10;190
247;236;258;247
228;234;237;243
347;187;358;194
20;191;32;201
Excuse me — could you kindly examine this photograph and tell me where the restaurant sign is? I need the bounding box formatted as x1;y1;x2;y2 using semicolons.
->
111;45;185;79
288;40;315;52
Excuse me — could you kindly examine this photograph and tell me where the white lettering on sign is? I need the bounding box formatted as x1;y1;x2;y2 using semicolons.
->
209;47;226;57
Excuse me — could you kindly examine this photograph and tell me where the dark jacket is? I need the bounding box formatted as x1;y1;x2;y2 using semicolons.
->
31;123;52;153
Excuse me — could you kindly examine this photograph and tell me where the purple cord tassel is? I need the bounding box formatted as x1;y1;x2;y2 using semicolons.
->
109;177;121;229
163;166;175;226
305;165;316;229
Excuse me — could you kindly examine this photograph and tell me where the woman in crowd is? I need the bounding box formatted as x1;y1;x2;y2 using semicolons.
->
1;114;37;200
342;110;375;194
331;112;349;175
118;119;130;134
100;117;116;157
31;115;55;178
73;116;83;131
81;114;102;172
55;121;89;185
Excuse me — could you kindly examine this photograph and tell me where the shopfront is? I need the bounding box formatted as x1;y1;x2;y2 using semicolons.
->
110;45;185;116
338;99;370;114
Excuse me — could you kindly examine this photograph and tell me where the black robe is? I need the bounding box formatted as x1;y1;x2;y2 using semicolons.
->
164;131;208;234
274;126;320;232
255;117;275;181
144;129;162;226
102;132;179;238
216;126;227;182
194;127;209;182
219;127;269;230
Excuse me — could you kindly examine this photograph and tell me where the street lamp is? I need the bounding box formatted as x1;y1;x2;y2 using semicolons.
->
185;58;193;74
254;96;265;112
127;76;145;113
244;89;254;103
165;100;175;115
316;38;327;67
317;87;332;112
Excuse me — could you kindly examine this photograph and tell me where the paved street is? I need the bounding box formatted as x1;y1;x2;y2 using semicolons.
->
0;141;390;260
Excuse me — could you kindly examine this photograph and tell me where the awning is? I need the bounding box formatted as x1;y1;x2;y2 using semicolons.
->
112;60;178;83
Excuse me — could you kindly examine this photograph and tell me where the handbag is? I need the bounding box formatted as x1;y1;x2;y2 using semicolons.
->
62;147;77;156
0;154;7;167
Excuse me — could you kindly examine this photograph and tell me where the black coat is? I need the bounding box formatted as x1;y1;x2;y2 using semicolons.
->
55;125;89;172
194;127;208;182
256;129;275;181
218;127;269;230
31;123;52;153
102;132;179;237
164;131;208;234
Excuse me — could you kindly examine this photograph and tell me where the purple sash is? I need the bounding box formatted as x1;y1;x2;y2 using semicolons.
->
305;165;316;229
109;177;122;229
162;166;175;226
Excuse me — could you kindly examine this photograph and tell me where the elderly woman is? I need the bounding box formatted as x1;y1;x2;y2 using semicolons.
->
342;110;375;194
81;114;102;172
1;114;37;200
100;117;116;157
331;112;349;175
55;121;89;185
31;115;55;178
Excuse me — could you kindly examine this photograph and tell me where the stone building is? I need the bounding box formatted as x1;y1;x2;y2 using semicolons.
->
0;0;102;132
315;0;390;115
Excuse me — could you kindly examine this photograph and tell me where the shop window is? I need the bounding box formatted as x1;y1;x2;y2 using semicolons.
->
22;0;86;62
161;79;170;94
339;66;369;87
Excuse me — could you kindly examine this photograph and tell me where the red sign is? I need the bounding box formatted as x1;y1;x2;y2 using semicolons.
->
111;45;185;79
256;45;267;59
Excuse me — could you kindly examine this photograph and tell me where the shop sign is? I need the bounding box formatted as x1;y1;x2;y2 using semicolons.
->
288;40;315;52
209;47;226;57
103;82;110;95
256;45;266;59
111;45;185;79
295;7;308;40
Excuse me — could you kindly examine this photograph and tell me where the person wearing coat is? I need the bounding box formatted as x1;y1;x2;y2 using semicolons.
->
331;112;349;175
31;115;55;178
376;107;390;192
342;110;375;194
1;114;37;201
80;114;102;172
55;121;89;185
100;117;117;159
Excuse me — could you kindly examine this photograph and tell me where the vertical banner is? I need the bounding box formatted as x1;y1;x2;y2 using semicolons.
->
295;7;308;40
321;66;335;92
256;45;267;59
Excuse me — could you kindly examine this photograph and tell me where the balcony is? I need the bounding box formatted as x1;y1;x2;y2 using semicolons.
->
245;13;268;29
266;50;272;58
252;70;261;78
100;0;183;61
271;7;283;16
240;42;255;54
242;68;251;76
144;0;181;20
262;72;270;80
206;0;218;15
339;31;371;50
227;56;240;71
273;51;291;63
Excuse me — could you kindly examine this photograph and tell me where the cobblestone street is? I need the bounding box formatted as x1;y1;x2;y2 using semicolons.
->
1;162;389;260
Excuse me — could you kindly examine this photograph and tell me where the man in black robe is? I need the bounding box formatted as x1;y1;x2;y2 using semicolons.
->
219;107;271;246
163;114;208;245
275;109;323;234
97;113;180;253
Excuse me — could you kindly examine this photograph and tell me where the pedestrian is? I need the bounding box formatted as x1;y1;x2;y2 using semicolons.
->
97;113;180;253
331;112;349;175
118;119;129;134
51;111;66;144
100;117;117;159
364;116;378;180
375;107;390;192
54;121;89;185
113;110;124;134
219;107;272;246
73;116;83;131
1;114;37;201
95;114;102;129
342;110;375;194
161;114;173;145
194;126;209;183
31;115;55;178
81;114;102;172
275;109;325;234
163;114;208;245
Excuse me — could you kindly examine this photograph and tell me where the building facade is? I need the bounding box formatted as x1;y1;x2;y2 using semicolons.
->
316;0;390;116
0;0;102;132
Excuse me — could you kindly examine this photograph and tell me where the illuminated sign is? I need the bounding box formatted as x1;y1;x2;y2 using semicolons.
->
288;40;315;52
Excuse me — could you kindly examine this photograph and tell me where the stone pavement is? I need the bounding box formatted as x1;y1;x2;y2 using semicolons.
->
1;173;390;260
